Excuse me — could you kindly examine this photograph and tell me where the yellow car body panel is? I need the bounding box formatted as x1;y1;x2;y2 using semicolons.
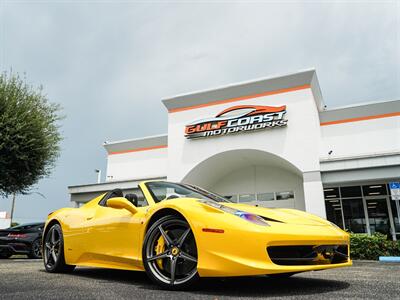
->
44;181;352;277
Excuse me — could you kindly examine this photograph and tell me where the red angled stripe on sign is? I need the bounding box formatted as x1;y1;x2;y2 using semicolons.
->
216;105;286;117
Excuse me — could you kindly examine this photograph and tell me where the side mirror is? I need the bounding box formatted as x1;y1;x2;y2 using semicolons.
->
106;197;138;214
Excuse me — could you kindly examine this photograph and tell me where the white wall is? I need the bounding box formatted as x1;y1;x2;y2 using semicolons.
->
210;165;305;210
106;148;168;181
320;116;400;159
166;88;323;182
166;87;326;217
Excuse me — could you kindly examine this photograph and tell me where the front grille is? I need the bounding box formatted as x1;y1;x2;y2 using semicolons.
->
267;244;348;265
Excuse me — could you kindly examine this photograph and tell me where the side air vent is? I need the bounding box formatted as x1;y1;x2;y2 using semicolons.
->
260;216;284;223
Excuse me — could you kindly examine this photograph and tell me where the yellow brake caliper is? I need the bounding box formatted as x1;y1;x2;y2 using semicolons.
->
155;234;166;270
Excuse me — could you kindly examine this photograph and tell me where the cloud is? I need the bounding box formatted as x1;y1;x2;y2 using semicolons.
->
0;1;398;222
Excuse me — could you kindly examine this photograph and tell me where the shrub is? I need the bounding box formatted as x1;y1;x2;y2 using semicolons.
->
350;233;400;260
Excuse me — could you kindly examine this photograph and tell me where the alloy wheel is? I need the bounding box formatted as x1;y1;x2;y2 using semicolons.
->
31;239;42;258
144;217;198;287
44;226;61;268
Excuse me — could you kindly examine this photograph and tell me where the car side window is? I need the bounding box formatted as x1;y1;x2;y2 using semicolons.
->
98;189;124;207
135;188;148;207
98;188;148;208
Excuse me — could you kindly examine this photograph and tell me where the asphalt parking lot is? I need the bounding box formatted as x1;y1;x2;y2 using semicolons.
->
0;259;399;299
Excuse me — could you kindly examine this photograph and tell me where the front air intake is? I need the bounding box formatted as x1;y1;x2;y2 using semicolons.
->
267;245;348;265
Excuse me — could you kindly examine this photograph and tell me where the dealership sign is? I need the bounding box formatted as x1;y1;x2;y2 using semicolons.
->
185;105;287;139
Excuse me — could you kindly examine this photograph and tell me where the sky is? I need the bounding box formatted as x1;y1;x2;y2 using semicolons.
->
0;0;399;224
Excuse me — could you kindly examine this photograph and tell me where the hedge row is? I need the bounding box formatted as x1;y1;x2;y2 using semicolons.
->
350;233;400;260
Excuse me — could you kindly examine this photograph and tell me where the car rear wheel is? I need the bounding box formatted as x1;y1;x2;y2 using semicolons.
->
43;224;75;273
0;252;12;259
142;215;199;290
28;239;42;259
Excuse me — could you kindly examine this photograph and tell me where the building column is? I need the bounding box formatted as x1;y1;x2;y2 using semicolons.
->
303;171;326;219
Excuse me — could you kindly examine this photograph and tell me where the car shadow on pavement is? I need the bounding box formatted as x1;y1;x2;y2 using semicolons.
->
58;268;350;298
192;276;350;298
62;268;153;285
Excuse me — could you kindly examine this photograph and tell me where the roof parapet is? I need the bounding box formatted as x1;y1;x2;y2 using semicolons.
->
162;69;325;113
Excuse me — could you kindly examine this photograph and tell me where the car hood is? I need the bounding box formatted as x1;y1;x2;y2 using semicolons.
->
223;203;331;226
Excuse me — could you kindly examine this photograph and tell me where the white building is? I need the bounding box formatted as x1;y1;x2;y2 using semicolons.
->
0;211;11;229
69;69;400;240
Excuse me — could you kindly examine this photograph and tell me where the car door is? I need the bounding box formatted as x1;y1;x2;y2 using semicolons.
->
83;200;146;269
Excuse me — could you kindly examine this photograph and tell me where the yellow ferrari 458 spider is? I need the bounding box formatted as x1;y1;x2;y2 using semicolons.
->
43;181;351;289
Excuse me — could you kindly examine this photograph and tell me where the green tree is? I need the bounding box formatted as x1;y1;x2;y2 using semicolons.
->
0;71;63;206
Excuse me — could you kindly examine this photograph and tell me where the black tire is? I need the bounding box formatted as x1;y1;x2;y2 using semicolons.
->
0;252;12;259
142;215;199;290
267;272;297;279
28;239;42;259
43;223;75;273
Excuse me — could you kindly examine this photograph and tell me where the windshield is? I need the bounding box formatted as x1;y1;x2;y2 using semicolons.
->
145;181;232;203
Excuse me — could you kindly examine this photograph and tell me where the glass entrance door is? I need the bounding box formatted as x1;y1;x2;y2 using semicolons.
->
365;197;391;236
389;199;400;240
324;183;399;240
341;198;367;233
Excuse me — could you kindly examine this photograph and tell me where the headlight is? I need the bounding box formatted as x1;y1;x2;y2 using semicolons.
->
234;211;270;226
199;200;270;226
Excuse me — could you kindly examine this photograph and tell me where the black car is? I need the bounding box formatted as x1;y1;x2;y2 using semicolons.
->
0;222;44;259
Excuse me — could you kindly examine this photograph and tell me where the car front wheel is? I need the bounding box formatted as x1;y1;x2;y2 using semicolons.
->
142;215;199;290
43;223;75;273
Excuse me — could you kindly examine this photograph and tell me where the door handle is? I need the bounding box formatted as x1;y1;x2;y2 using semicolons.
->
86;216;93;221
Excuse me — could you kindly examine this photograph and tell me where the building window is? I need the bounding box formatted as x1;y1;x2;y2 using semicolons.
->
365;198;390;235
257;192;275;201
276;191;294;201
342;198;367;233
239;194;256;202
324;187;339;199
233;191;295;204
224;195;238;202
325;199;344;229
362;184;387;196
324;183;400;240
389;199;400;238
340;186;362;198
